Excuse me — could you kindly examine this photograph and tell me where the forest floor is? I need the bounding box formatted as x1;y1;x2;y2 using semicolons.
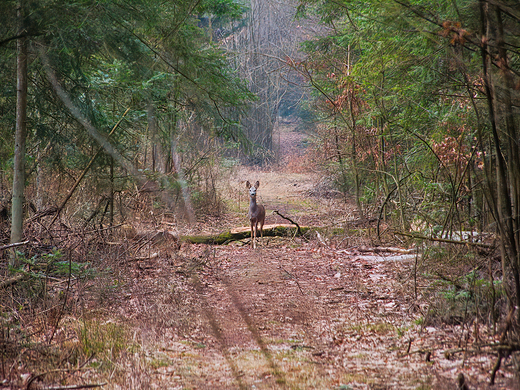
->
4;122;519;389
89;122;517;390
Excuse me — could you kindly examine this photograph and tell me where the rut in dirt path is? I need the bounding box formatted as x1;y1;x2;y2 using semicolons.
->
189;250;293;389
190;271;249;389
192;248;301;389
188;244;340;389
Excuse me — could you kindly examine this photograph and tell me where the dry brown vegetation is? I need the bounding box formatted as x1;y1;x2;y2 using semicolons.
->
1;125;519;389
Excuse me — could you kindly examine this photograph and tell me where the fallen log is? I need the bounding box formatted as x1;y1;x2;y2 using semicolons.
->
181;224;310;245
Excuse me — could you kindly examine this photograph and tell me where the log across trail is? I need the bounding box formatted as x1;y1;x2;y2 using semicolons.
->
181;223;310;245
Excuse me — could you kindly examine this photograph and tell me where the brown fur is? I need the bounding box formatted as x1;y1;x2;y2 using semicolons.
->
246;180;265;249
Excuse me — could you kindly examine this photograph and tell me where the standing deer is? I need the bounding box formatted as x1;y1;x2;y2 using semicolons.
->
246;180;265;249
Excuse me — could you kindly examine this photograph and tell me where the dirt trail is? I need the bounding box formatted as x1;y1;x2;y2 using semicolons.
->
127;237;505;389
187;245;416;389
117;125;517;389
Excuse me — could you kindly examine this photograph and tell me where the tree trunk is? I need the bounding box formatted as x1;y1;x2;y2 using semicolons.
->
147;101;161;173
479;0;520;315
346;45;364;220
228;0;303;163
348;89;364;220
109;156;114;226
494;5;520;313
10;0;28;266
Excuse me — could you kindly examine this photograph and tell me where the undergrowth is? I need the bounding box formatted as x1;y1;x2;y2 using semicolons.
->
414;244;507;328
0;238;137;387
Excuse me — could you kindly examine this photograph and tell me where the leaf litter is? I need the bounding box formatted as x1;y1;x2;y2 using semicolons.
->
106;225;517;389
30;126;517;390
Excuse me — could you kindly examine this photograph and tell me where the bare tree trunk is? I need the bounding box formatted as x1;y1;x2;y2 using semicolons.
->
109;157;114;226
35;143;44;211
147;101;161;172
229;0;304;163
479;0;520;315
10;0;28;266
346;45;364;220
348;90;364;220
494;5;520;313
333;122;349;203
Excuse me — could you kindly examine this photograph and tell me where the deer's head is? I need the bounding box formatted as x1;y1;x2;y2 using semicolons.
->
246;181;260;198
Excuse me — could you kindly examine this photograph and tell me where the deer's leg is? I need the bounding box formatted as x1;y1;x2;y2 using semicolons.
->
250;221;255;248
253;221;258;249
260;219;264;238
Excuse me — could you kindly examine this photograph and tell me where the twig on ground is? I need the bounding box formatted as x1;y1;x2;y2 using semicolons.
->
48;252;72;345
25;367;101;390
125;253;159;262
316;231;328;246
273;210;302;235
394;231;494;248
278;263;305;295
0;240;30;251
490;306;515;385
40;384;107;390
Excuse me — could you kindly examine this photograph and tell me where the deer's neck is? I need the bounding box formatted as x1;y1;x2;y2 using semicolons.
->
249;195;259;214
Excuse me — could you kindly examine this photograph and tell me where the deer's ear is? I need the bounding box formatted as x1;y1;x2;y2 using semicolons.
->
246;181;251;188
255;181;260;188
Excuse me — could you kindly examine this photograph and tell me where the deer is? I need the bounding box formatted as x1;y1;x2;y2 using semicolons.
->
246;180;265;249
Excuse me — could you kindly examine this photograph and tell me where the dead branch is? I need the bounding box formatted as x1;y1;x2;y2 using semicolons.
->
25;367;99;390
398;347;432;358
273;210;302;235
316;231;328;246
181;224;309;245
0;240;30;251
126;253;159;262
26;207;58;222
394;231;494;248
490;306;516;385
0;274;26;289
38;383;106;390
490;343;520;352
278;264;304;295
354;246;417;254
457;373;469;390
48;254;72;345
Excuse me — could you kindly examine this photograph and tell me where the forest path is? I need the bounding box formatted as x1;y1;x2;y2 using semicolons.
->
132;236;448;389
214;122;346;233
115;124;515;389
191;244;424;389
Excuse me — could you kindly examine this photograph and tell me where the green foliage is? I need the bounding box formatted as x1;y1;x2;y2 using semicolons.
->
419;245;505;325
10;249;95;280
0;0;254;223
296;0;506;239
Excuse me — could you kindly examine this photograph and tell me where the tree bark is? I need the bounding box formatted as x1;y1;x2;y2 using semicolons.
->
479;0;520;315
494;5;520;314
10;0;28;266
147;101;162;173
181;224;309;245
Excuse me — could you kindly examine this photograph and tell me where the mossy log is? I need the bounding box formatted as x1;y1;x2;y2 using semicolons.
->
181;224;310;245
